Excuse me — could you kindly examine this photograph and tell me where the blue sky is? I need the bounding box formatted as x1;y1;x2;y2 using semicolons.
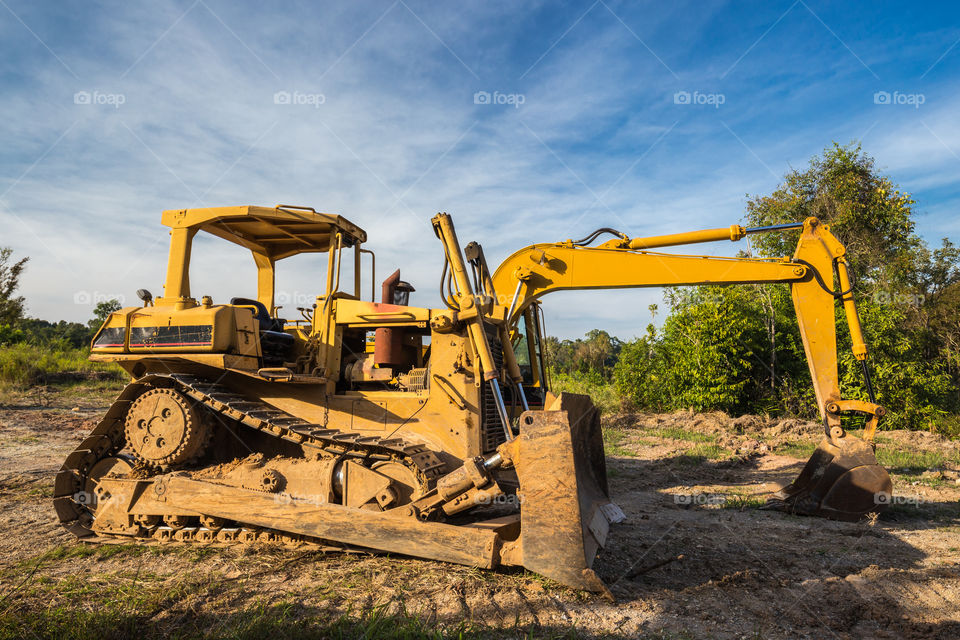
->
1;0;958;338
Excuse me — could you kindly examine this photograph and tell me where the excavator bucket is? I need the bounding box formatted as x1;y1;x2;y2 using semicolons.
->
767;433;892;521
508;393;625;592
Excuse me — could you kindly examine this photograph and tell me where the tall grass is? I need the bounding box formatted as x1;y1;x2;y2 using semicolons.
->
0;342;123;387
548;369;624;414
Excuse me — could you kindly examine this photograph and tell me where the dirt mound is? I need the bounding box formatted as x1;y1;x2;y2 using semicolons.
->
607;410;820;436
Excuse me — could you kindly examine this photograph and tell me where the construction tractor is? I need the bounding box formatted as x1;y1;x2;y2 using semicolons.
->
55;205;891;593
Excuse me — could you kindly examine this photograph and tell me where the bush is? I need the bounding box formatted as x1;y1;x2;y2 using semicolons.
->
0;323;25;346
837;299;957;429
614;286;776;415
548;368;623;414
613;331;670;411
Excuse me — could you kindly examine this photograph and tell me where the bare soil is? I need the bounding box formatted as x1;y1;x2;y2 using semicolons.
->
1;388;959;638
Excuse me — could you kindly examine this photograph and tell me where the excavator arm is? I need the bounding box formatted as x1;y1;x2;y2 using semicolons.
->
489;217;892;520
421;212;892;593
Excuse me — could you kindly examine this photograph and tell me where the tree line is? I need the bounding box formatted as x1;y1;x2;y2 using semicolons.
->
548;144;959;432
0;248;120;349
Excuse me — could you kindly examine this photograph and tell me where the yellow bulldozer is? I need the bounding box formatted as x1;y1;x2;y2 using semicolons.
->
55;205;892;592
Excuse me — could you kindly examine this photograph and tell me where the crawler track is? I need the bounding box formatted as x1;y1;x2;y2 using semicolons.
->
53;373;447;544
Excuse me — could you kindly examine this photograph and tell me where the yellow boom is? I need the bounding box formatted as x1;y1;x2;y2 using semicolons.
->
491;217;890;520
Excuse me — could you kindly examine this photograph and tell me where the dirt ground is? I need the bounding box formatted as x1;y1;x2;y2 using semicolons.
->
1;386;959;639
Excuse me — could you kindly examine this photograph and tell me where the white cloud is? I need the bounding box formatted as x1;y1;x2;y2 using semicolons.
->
0;1;956;339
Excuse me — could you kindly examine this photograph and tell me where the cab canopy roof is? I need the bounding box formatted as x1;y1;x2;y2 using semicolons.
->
161;205;367;260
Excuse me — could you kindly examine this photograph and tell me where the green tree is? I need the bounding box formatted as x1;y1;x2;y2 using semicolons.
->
0;247;28;326
89;299;122;330
615;287;769;413
615;142;958;430
545;330;623;379
744;142;918;286
742;143;958;428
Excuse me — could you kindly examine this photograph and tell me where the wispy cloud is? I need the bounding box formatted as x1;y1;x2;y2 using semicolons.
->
0;1;958;337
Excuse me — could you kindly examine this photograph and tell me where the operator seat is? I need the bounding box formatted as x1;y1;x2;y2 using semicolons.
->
230;297;294;366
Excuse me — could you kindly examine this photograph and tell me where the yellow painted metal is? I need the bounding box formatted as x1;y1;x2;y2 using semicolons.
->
160;227;198;306
493;248;803;317
432;213;500;383
837;258;868;360
157;205;365;310
494;215;890;521
789;220;843;420
78;203;895;595
160;205;366;257
592;224;747;250
252;251;275;314
492;216;878;427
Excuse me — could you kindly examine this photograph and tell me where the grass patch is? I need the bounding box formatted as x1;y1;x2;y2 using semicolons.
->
24;544;99;565
678;443;729;464
875;448;958;474
776;436;960;474
719;492;767;510
931;414;960;440
649;426;717;443
26;485;54;499
0;343;123;388
776;441;817;459
602;428;638;457
12;543;164;572
0;571;594;640
911;475;951;489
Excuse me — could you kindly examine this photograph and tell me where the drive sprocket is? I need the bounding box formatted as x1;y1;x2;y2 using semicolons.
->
124;387;210;468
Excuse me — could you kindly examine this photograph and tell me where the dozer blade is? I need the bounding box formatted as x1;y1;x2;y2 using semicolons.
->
766;434;892;521
508;393;625;593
